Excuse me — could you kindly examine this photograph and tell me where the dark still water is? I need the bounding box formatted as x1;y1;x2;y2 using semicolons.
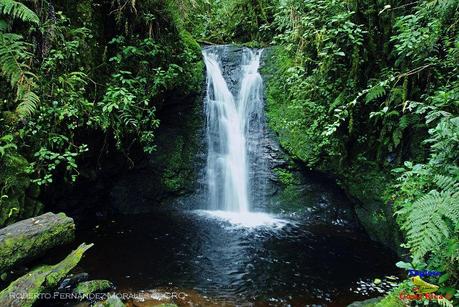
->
63;205;399;306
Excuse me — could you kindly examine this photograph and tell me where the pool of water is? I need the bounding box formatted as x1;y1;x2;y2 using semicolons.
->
60;205;399;306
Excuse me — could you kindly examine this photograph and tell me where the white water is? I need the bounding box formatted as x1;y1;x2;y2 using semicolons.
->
203;47;264;213
193;210;289;229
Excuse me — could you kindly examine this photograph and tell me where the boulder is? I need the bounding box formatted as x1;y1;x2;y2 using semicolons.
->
0;212;75;273
0;243;93;307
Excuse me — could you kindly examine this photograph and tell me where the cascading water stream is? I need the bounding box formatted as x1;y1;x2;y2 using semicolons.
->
203;47;264;213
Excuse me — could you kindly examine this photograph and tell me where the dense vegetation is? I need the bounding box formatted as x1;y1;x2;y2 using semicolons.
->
265;0;458;305
0;0;458;306
0;0;203;225
263;1;458;304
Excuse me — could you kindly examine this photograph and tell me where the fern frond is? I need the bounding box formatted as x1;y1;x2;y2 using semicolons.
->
16;90;38;116
365;84;386;103
435;174;459;191
0;0;39;24
0;32;39;116
397;184;459;261
0;33;32;87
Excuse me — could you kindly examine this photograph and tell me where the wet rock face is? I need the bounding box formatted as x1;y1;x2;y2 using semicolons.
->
105;76;206;214
94;294;125;307
207;45;245;94
124;287;223;306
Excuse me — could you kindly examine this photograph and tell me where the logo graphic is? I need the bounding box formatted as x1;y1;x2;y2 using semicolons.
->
408;270;441;278
411;276;439;294
399;276;444;301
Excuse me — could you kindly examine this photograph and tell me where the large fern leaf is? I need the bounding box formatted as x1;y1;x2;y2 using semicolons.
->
0;33;39;116
0;0;39;24
0;33;32;86
397;176;459;261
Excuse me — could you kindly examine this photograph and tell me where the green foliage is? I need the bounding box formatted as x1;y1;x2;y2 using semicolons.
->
391;84;459;287
0;0;456;302
0;0;203;224
99;36;164;153
0;0;39;24
176;0;276;44
264;0;366;168
0;32;39;117
262;0;459;299
397;175;458;262
0;134;36;226
374;285;405;307
0;0;40;118
274;168;296;186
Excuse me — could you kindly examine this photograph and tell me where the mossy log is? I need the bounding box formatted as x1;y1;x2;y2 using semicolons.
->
0;243;93;307
0;212;75;273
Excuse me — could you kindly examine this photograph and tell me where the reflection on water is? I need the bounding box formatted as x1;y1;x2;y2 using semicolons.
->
72;208;398;305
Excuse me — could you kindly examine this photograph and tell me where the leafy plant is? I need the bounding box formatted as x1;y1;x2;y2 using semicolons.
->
397;175;459;262
0;0;40;118
0;0;39;24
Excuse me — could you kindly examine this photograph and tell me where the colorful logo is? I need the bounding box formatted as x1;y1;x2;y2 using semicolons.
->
399;276;443;301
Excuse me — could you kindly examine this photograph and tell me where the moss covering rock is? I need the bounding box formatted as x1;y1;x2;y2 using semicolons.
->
73;279;114;297
347;296;384;307
94;294;125;307
0;212;75;274
0;243;93;307
339;165;403;253
373;289;405;307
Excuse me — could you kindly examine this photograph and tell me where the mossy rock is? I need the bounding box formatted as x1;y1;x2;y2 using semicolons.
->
74;279;114;297
94;294;125;307
347;297;385;307
0;212;75;274
339;165;403;253
0;243;93;307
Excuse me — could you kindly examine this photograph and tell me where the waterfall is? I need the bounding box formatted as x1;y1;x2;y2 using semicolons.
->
203;47;264;213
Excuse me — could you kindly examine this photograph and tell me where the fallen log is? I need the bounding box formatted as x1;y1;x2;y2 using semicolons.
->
0;243;93;307
0;212;75;273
